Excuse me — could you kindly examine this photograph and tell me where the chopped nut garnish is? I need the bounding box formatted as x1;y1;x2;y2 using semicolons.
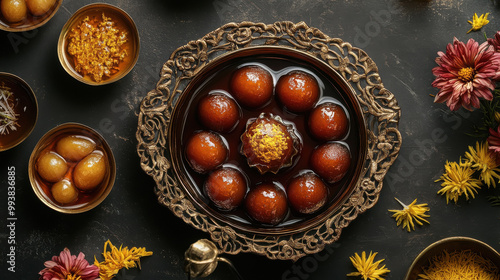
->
67;13;128;83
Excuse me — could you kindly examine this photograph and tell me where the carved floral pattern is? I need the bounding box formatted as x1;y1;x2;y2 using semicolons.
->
136;21;402;261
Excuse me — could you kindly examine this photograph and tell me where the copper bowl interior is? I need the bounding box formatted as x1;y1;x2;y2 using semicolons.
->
57;3;140;86
0;72;38;152
0;0;62;32
28;122;116;214
169;46;367;235
405;236;500;280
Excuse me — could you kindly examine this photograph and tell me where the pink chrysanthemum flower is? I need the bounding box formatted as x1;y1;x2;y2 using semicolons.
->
487;125;500;158
39;248;99;280
488;31;500;53
432;37;500;111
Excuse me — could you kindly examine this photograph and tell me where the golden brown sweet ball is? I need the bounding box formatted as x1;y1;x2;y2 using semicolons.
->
1;0;28;23
51;179;78;205
73;151;107;191
56;135;96;162
286;172;328;214
276;70;320;113
308;102;349;141
240;113;299;174
185;131;228;173
310;142;351;183
198;93;241;133
245;182;288;225
25;0;55;16
204;166;248;211
229;65;274;108
36;151;68;183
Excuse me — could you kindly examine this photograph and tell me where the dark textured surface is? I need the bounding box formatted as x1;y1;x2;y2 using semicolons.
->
1;0;500;279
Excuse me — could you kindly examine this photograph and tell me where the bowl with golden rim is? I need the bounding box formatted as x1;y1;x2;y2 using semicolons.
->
29;122;116;213
57;3;140;86
0;72;38;152
136;21;402;261
405;236;500;280
0;0;62;32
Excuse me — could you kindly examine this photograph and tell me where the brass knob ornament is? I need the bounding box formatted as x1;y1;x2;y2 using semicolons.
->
184;239;243;279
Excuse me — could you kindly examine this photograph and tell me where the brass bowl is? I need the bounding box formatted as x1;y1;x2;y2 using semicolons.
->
170;46;367;235
405;236;500;280
57;3;140;86
28;123;116;213
0;72;38;152
136;21;402;261
0;0;62;32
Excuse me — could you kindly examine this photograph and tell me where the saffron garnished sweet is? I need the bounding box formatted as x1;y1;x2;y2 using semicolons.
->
240;113;300;174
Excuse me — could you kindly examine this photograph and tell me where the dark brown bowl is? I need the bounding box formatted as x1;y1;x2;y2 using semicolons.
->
28;122;116;213
169;46;367;235
0;72;38;152
405;236;500;280
0;0;61;32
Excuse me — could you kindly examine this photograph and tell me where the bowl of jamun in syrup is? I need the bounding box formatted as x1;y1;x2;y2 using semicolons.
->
170;46;367;234
28;123;116;213
0;0;62;32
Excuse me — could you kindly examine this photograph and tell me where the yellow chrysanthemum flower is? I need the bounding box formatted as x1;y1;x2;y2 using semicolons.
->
94;240;153;280
389;198;430;232
347;251;390;280
467;13;490;33
435;160;482;204
465;141;500;188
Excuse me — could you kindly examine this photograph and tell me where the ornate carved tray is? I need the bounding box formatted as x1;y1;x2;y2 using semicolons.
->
136;21;401;261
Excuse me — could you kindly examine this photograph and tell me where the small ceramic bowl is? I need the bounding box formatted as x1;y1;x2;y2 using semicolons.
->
0;0;62;32
0;72;38;152
405;236;500;280
57;3;140;85
28;123;116;213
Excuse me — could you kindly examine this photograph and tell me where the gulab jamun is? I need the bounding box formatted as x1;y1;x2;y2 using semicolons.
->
276;70;320;112
310;142;351;183
37;151;68;182
26;0;56;16
1;0;27;23
73;151;107;191
51;179;78;205
308;102;349;141
204;166;248;211
287;172;328;214
185;131;228;173
198;93;240;133
230;65;273;108
245;182;288;225
240;113;300;174
56;135;96;162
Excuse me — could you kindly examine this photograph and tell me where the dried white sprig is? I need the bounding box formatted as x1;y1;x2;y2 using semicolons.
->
0;86;19;135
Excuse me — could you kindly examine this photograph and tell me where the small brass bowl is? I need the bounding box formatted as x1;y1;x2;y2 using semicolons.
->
405;236;500;280
0;72;38;152
57;3;140;86
0;0;62;32
28;123;116;213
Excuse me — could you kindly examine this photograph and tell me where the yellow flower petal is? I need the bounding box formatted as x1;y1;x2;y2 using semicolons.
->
467;13;489;33
435;159;482;204
347;251;390;280
94;240;153;280
389;198;430;232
